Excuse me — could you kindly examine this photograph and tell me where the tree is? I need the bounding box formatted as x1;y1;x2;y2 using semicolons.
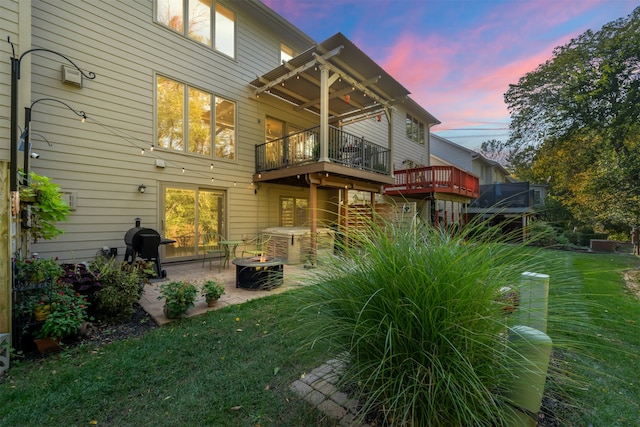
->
479;139;509;164
504;6;640;229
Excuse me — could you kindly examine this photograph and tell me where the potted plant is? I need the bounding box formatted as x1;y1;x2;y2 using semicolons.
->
34;281;90;353
158;281;197;319
201;280;225;306
19;171;71;242
13;255;64;285
12;256;64;335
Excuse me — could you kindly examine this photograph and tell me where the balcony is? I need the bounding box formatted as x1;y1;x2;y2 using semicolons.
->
254;126;393;190
256;125;389;173
468;183;534;212
384;166;480;198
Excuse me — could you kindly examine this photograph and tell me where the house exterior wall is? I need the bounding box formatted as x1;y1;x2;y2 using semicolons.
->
3;0;439;265
342;107;431;173
390;108;431;171
19;0;316;261
429;134;473;171
472;159;509;185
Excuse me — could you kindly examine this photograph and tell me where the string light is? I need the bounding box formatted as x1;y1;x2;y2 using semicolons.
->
86;112;228;186
233;181;236;186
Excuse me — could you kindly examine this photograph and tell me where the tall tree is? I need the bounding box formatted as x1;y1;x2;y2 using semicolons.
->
505;6;640;229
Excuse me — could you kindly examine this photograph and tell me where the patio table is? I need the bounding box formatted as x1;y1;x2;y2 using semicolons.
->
218;240;243;271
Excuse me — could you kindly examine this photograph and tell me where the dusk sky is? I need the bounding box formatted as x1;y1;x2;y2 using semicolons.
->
262;0;637;150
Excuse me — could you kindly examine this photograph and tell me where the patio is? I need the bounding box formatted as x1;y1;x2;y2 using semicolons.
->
138;260;311;326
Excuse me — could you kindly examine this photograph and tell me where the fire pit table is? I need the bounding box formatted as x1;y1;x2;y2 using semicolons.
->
232;256;285;290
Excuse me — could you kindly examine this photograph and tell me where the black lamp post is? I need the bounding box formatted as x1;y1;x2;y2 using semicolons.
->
20;98;87;186
8;36;95;191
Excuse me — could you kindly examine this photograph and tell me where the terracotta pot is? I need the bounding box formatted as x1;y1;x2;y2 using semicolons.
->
34;337;61;354
207;298;219;307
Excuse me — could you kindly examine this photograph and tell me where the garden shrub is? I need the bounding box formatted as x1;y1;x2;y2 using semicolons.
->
91;258;144;322
59;262;103;315
59;258;145;322
528;220;560;247
95;267;142;322
296;216;546;426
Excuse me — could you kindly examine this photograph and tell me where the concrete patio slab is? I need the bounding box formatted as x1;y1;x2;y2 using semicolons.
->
139;260;311;325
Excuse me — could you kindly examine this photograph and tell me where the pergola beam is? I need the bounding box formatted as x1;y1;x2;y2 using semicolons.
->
294;75;381;112
313;53;388;108
254;45;344;96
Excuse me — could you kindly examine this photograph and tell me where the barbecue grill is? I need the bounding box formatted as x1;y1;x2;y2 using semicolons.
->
124;218;170;279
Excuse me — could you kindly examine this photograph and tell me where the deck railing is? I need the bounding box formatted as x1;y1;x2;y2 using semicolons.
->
469;183;534;209
255;125;390;174
385;166;480;198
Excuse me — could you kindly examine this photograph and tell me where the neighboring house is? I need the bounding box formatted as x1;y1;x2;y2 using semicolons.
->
383;132;481;227
1;0;447;275
467;152;547;238
470;152;511;185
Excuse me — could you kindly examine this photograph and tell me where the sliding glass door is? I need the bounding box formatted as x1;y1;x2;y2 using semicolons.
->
162;185;225;261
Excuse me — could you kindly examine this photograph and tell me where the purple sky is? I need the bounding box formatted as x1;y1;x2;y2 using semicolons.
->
262;0;637;149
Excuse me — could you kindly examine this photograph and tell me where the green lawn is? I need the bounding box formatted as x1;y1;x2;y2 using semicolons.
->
542;250;640;425
1;249;638;426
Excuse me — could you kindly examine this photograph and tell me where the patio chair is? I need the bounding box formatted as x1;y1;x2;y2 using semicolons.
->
202;232;226;270
241;234;272;258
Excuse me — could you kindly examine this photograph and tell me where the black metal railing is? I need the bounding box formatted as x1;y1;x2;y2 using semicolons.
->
469;183;534;209
255;125;390;174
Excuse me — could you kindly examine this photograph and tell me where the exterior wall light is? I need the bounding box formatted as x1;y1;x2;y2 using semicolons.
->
138;184;146;193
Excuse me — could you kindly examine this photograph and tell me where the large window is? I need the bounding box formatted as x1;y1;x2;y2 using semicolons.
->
156;0;235;58
406;114;425;145
157;75;235;160
280;197;308;227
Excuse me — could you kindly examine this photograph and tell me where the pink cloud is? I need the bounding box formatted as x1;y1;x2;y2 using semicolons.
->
261;0;637;146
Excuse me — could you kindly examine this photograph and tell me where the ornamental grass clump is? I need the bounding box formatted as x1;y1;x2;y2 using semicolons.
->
296;217;544;426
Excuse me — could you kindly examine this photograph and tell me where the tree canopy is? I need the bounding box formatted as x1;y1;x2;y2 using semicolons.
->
504;6;640;229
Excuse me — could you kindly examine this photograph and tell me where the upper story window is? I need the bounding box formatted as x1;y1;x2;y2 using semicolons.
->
157;75;236;160
156;0;235;58
280;44;294;64
406;114;425;145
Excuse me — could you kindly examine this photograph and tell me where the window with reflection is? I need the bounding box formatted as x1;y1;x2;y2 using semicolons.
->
280;196;308;227
405;113;425;145
157;75;235;160
156;0;235;58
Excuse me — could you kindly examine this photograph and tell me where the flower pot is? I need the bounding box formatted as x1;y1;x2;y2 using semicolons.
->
34;337;61;354
206;298;219;307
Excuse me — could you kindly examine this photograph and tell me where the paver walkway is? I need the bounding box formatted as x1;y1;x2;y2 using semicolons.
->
290;355;372;426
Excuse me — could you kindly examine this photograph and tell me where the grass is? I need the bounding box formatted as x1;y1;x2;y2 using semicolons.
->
542;250;640;425
1;248;639;426
0;294;338;427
